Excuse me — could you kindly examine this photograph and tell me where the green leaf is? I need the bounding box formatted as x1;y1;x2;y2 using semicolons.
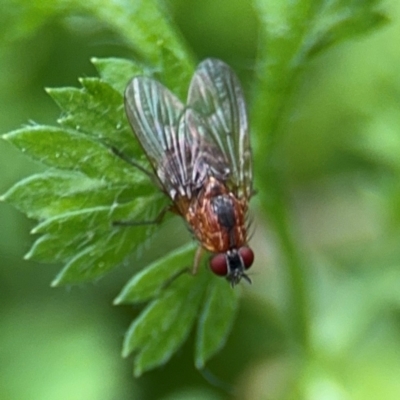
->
115;242;197;304
304;0;389;57
252;0;388;151
117;243;244;374
25;231;101;264
156;46;194;100
26;193;165;266
2;171;155;220
36;194;166;284
91;57;146;95
1;172;98;219
122;272;207;377
3;126;143;183
51;226;150;285
47;79;140;158
195;278;239;369
118;241;242;374
76;0;195;80
1;57;171;288
32;206;114;236
1;0;194;78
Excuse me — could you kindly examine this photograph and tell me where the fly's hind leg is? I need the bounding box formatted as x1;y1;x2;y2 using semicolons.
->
112;205;170;227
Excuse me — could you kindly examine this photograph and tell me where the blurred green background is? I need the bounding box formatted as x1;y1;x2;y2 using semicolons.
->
1;1;400;399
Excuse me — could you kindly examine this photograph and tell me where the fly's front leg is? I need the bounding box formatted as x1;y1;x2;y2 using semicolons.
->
191;246;204;275
110;146;171;227
110;146;154;179
160;266;191;290
162;246;204;289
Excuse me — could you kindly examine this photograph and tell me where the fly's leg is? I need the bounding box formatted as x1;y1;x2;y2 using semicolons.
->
160;266;191;290
111;146;170;227
113;205;170;227
191;246;204;275
160;246;204;289
110;146;154;180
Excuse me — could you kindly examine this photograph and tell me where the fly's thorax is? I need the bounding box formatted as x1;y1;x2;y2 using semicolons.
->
158;142;229;202
210;195;236;231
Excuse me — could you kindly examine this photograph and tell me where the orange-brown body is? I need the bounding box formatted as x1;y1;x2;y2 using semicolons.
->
175;176;248;253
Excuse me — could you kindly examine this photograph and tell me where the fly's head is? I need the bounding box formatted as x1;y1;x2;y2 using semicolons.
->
209;247;254;287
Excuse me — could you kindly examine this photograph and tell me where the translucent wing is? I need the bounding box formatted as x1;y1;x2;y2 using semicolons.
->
125;77;228;202
187;58;253;200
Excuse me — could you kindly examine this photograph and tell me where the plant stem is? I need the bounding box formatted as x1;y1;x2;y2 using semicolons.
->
252;52;310;350
260;172;310;350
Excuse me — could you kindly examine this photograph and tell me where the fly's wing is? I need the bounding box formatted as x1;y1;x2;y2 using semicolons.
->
124;76;184;184
187;58;253;200
177;108;230;196
125;76;228;203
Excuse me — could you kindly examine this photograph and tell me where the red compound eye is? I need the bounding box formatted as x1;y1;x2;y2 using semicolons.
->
209;253;228;276
239;247;254;269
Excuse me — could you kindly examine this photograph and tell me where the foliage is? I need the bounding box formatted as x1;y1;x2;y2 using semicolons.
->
0;0;390;385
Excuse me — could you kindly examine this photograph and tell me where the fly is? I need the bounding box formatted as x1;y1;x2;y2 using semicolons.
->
124;58;254;286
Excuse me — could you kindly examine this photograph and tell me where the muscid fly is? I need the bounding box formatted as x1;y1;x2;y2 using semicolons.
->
124;58;254;286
